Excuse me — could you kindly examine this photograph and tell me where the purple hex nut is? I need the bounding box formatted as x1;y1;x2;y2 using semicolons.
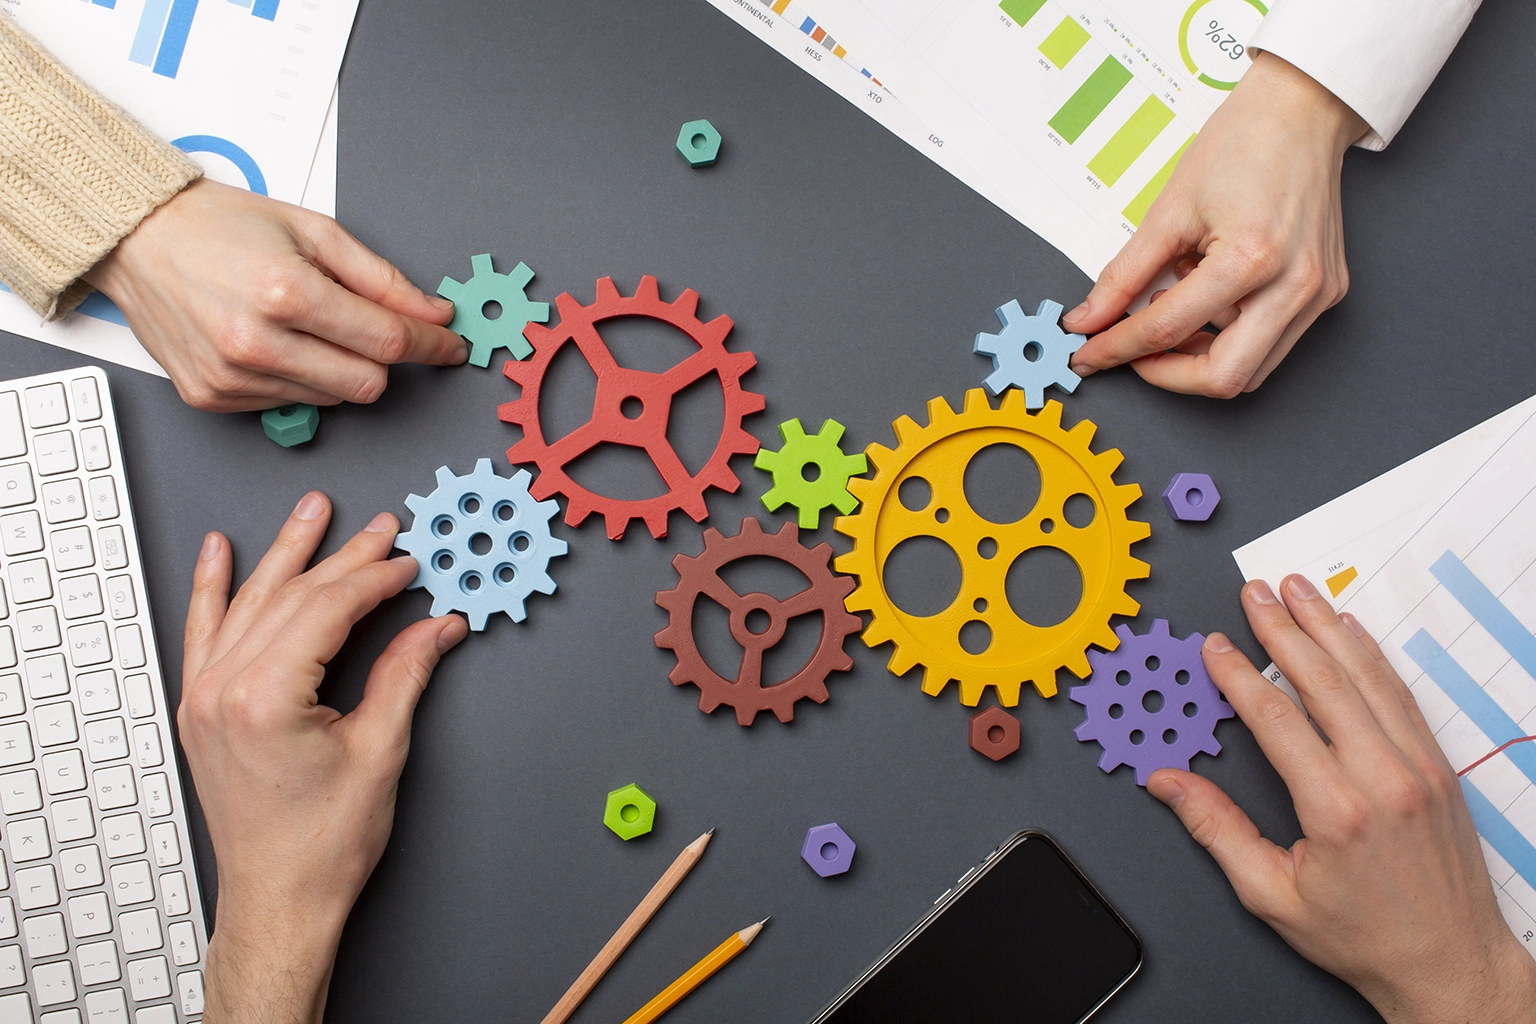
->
1163;472;1220;522
801;822;856;878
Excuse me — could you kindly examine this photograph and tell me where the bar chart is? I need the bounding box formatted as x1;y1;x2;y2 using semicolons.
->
767;0;884;84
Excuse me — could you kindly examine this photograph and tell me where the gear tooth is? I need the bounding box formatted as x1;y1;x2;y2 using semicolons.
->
594;277;622;305
554;291;585;321
1065;650;1091;678
548;538;569;557
754;448;781;472
844;477;872;502
1126;558;1151;581
844;451;868;475
509;262;535;287
1098;750;1124;773
404;493;426;514
863;444;894;473
999;680;1026;704
832;490;859;515
998;299;1025;326
973;332;1000;358
797;505;820;530
468;609;489;631
957;678;987;706
781;418;806;442
860;616;893;646
960;389;990;416
981;370;1007;397
602;511;629;540
681;494;708;522
669;287;699;317
1116;593;1143;617
1052;369;1083;394
1068;417;1097;447
1094;624;1119;650
734;426;762;452
473;458;493;476
760;486;785;512
996;387;1026;414
740;517;763;536
506;601;529;623
819;419;845;444
1036;400;1063;428
892;415;923;444
470;253;495;276
1090;449;1122;476
531;573;557;595
737;391;766;418
920;665;952;696
435;465;456;487
775;520;799;542
887;647;918;675
1023;384;1045;410
633;275;660;303
1152;618;1171;636
436;277;464;302
642;508;669;538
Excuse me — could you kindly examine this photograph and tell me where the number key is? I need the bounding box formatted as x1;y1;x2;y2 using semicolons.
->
40;478;85;524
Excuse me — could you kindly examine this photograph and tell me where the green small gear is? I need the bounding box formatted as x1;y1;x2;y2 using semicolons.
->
437;254;550;367
754;418;868;529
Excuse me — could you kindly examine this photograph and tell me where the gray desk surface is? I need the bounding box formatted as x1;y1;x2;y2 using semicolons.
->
4;1;1534;1020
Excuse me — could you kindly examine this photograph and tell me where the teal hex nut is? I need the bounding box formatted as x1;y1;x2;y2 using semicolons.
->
676;119;722;167
604;783;657;840
261;404;319;448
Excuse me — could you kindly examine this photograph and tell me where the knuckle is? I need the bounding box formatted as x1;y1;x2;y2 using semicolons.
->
374;319;414;364
177;683;220;731
1253;692;1296;730
1303;661;1350;699
350;366;388;405
221;684;282;733
213;322;267;371
254;269;309;322
1289;258;1326;299
1327;792;1371;839
1378;764;1432;817
1227;234;1284;285
1201;370;1248;400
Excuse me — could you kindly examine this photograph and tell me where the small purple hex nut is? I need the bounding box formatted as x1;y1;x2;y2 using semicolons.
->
801;822;856;878
1163;472;1220;522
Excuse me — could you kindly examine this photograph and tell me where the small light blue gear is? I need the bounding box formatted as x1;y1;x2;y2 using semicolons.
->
973;299;1086;409
396;459;567;630
437;254;550;368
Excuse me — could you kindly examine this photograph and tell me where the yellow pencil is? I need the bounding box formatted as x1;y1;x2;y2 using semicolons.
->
620;918;770;1024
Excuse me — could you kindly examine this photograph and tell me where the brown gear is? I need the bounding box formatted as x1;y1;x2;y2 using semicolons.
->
654;517;862;725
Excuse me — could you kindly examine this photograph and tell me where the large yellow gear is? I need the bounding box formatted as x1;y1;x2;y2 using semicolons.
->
833;389;1150;707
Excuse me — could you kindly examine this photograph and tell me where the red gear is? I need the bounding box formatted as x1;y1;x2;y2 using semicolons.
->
500;276;764;539
655;518;863;725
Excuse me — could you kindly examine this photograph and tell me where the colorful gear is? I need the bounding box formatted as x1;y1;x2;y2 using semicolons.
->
654;517;862;725
754;418;868;530
395;459;567;630
1070;619;1234;785
500;276;764;540
973;299;1086;409
437;254;550;367
834;389;1150;707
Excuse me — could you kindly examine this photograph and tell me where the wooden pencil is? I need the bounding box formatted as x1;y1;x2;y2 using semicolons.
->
539;829;715;1024
620;918;770;1024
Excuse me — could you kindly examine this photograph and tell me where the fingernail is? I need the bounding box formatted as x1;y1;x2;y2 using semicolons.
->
429;295;454;315
1064;301;1089;324
1286;575;1320;601
1069;358;1097;378
364;512;395;533
1247;580;1279;605
199;533;221;561
294;492;326;521
437;616;468;653
1204;632;1234;653
1341;612;1366;637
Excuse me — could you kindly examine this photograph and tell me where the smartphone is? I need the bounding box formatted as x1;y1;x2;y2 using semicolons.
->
808;831;1142;1024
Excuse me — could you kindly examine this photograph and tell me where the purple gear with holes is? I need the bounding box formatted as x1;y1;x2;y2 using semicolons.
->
1069;619;1234;786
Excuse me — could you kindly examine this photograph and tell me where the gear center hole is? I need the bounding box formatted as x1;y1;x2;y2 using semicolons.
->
744;608;772;635
1142;690;1165;713
801;462;822;483
621;396;645;420
1023;341;1043;363
482;300;503;321
468;532;492;556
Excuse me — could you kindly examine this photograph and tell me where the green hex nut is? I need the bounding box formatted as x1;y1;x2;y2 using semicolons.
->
261;404;319;448
604;783;657;840
676;119;722;167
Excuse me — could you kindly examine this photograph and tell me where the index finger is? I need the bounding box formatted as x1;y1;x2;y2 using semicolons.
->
291;273;468;369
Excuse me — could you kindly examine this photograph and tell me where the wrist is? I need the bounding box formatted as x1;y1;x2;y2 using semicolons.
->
1371;938;1536;1024
206;888;349;1024
1244;51;1368;152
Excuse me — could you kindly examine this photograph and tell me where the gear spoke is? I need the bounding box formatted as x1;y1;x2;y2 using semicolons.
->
658;348;722;395
543;418;606;463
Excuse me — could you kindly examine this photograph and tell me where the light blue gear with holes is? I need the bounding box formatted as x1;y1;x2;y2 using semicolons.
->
396;459;567;630
973;299;1086;409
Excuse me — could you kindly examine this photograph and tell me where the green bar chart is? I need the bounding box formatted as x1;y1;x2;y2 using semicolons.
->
1037;16;1090;69
1122;135;1193;226
999;0;1047;28
1087;96;1175;185
1047;56;1132;143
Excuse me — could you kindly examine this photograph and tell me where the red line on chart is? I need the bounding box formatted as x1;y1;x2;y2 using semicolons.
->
1458;735;1536;777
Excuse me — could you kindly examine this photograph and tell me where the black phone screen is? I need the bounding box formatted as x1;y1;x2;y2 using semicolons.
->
815;833;1141;1024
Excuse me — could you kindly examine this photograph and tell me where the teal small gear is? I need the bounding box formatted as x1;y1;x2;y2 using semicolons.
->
437;254;550;367
754;418;868;529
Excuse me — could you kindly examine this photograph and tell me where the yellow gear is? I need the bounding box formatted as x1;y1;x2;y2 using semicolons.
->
834;389;1150;707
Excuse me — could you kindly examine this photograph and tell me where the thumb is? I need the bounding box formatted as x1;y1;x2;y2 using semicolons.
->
348;615;468;752
1147;768;1296;920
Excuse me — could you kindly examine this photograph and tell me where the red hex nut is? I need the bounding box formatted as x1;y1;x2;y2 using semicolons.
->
1162;472;1220;522
968;706;1021;761
801;822;856;877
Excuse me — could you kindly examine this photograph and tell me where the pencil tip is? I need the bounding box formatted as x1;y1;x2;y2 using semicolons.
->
758;916;772;927
705;827;716;837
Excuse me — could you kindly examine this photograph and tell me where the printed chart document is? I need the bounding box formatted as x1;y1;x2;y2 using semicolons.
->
1233;395;1536;956
0;0;354;375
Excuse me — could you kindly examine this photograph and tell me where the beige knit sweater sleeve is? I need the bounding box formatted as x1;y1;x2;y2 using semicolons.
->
0;15;201;319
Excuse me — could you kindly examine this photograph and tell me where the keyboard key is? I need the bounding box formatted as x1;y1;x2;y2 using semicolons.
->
82;987;126;1023
0;676;13;721
0;642;12;674
133;724;162;770
0;993;26;1024
77;942;120;986
33;433;75;477
0;584;5;620
0;465;31;509
167;921;197;967
79;426;109;472
75;671;118;715
178;969;204;1015
57;847;101;892
0;724;33;768
65;623;109;668
97;526;127;571
142;773;171;818
14;866;57;910
0;946;20;988
24;385;67;429
40;751;84;795
92;766;136;811
68;379;100;423
23;912;66;957
67;893;111;940
103;576;134;621
39;1008;80;1024
122;675;153;720
8;818;49;861
148;823;180;868
161;873;189;919
0;771;41;815
117;908;160;953
0;899;14;940
108;861;153;907
49;798;93;842
113;626;142;670
0;512;41;556
6;561;49;604
57;576;102;621
32;959;74;1006
33;703;76;747
0;850;7;890
39;480;84;525
100;814;145;858
47;527;92;572
135;1006;174;1024
15;609;59;653
127;955;171;1001
87;478;117;522
22;656;65;699
0;393;23;460
83;718;126;764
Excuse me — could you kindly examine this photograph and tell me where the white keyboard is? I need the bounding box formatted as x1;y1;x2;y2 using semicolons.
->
0;368;207;1024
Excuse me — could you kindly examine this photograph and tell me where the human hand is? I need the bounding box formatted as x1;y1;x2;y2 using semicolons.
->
1148;576;1536;1024
82;178;468;412
1063;53;1368;397
178;493;468;1024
